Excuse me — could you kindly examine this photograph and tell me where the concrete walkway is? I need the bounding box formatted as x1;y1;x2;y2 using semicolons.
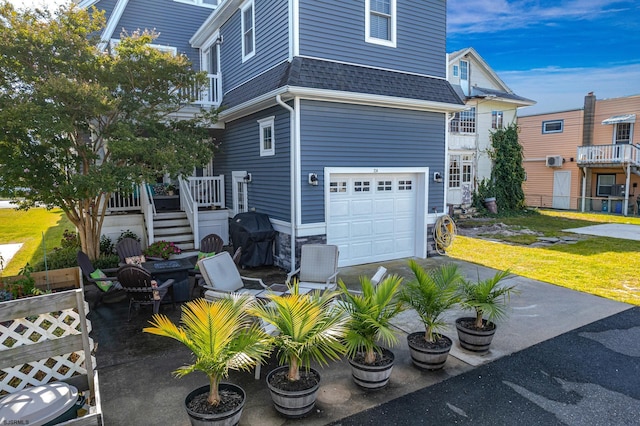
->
564;223;640;241
90;257;633;425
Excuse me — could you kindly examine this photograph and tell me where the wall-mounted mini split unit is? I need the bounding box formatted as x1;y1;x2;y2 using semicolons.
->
545;155;563;167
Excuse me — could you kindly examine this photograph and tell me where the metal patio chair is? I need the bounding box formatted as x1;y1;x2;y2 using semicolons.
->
198;251;269;300
286;244;340;292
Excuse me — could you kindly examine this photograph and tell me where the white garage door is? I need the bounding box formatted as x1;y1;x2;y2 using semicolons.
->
328;173;417;267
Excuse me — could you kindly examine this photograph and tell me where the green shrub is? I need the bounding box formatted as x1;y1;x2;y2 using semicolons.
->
100;235;114;255
93;254;119;269
117;229;140;243
31;247;77;271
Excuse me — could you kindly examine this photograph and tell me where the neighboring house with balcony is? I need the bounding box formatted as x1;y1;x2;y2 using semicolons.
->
519;92;640;215
81;0;464;268
446;47;535;208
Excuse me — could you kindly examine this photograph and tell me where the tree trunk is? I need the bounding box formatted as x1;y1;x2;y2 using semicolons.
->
288;357;300;381
475;311;484;329
364;348;376;365
207;376;220;406
65;195;107;260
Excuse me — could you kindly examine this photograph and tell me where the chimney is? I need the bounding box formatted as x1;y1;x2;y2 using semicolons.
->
582;92;596;147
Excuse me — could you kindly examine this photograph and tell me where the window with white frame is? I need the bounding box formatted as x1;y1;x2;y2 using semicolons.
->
448;154;473;188
542;120;563;134
173;0;218;7
596;174;616;197
614;122;632;144
365;0;396;47
460;60;469;80
491;111;504;129
449;156;461;188
452;65;459;77
258;116;275;156
241;0;255;61
109;39;177;56
450;107;476;133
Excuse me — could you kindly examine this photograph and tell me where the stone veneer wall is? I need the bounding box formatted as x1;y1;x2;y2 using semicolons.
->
273;232;326;270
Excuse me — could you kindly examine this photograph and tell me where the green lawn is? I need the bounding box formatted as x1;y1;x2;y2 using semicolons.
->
0;208;73;276
448;209;640;306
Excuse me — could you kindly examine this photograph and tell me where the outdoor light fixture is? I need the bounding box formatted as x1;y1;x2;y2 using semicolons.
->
214;35;224;45
433;172;443;183
243;173;252;183
308;173;319;186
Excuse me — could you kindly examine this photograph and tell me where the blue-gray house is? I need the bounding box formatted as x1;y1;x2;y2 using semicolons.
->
81;0;464;269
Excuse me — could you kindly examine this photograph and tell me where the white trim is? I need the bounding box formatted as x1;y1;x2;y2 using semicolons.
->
365;0;397;48
270;218;326;237
98;0;129;51
109;39;178;56
258;116;275;156
294;98;302;230
291;0;299;59
602;114;636;125
324;167;429;261
241;0;256;62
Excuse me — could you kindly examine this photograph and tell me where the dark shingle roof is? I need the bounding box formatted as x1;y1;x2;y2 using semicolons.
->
222;57;464;109
470;86;535;104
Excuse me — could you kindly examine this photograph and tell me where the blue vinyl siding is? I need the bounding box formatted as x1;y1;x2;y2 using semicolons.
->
93;0;118;19
112;0;211;65
299;100;446;223
219;0;289;93
299;0;446;78
215;106;291;221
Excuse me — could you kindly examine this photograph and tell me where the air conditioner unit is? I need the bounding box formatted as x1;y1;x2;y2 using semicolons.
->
545;155;563;167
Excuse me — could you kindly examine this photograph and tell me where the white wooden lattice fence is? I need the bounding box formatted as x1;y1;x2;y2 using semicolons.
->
0;289;103;425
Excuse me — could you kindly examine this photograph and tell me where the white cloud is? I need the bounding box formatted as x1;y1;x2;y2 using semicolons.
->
503;63;640;115
448;0;635;34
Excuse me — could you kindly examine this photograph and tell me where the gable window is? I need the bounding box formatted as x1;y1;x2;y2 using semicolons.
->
459;60;469;80
241;0;255;62
491;111;504;129
365;0;396;47
258;116;275;156
452;65;459;77
596;174;616;197
614;123;631;144
542;120;563;134
450;107;476;133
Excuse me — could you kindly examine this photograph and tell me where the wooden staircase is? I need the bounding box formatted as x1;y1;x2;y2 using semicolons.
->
152;211;195;255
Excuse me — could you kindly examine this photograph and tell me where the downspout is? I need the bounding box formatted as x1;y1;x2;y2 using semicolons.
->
276;94;297;273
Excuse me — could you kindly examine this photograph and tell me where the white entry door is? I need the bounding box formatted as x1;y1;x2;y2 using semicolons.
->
327;173;418;267
552;170;571;210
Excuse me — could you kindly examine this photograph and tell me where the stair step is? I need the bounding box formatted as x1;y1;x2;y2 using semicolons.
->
153;218;190;228
155;212;187;220
154;226;192;235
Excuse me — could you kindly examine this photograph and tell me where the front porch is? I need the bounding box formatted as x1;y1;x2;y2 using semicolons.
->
104;176;229;252
576;144;640;217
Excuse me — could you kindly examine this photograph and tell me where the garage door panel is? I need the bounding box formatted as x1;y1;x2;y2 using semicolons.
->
328;222;350;239
329;200;350;218
374;219;394;236
351;221;373;238
374;200;394;214
351;199;374;215
350;242;373;259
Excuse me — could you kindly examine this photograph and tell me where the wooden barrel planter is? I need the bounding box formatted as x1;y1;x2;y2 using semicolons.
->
266;366;320;418
455;317;497;353
184;383;245;426
407;332;452;370
348;348;395;390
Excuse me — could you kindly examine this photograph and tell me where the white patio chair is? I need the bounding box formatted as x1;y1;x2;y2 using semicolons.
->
286;244;339;292
197;251;269;300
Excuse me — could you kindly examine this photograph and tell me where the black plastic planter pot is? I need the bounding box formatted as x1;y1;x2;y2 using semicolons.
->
455;317;497;353
266;366;320;418
348;348;395;390
407;332;452;370
184;383;245;426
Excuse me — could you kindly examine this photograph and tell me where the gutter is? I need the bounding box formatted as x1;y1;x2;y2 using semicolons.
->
276;94;297;274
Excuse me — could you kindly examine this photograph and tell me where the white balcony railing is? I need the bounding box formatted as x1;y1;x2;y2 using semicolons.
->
577;144;640;166
187;175;225;208
178;73;221;107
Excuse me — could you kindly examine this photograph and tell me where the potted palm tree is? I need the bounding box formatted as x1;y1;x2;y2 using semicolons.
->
143;296;271;425
399;261;463;370
249;282;348;418
337;274;404;390
455;269;517;353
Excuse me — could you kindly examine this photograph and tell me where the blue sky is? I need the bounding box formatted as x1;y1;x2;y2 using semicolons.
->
10;0;640;115
447;0;640;115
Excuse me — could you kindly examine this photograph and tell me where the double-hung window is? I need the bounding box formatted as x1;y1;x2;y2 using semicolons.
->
365;0;396;47
258;116;275;156
614;123;631;144
491;111;504;129
241;0;255;62
450;107;476;133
